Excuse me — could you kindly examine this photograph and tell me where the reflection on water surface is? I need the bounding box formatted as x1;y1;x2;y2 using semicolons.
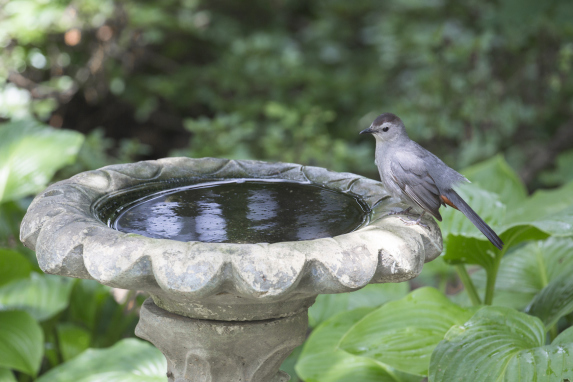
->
110;180;369;244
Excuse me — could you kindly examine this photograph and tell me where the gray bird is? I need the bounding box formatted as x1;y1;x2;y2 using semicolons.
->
360;113;503;250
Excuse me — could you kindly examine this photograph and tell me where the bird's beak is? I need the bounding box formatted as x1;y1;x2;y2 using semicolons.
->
360;127;374;135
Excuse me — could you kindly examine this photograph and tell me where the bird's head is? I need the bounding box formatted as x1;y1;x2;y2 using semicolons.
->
360;113;408;142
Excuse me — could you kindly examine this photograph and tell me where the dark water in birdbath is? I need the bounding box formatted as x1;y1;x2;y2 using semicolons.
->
99;179;369;244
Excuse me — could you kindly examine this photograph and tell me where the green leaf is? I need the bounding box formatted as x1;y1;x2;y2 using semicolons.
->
309;283;409;327
461;154;527;209
441;181;573;271
429;306;573;382
439;184;506;241
553;326;573;345
36;338;167;382
303;308;375;359
280;345;302;382
472;238;573;310
297;308;420;382
0;119;84;203
0;273;74;321
413;256;457;289
0;201;26;246
526;271;573;329
0;249;32;286
0;368;17;382
57;323;91;361
507;181;573;229
0;310;43;377
68;279;111;331
339;287;473;376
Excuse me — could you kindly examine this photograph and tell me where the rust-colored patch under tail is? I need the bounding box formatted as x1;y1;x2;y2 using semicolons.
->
440;195;459;210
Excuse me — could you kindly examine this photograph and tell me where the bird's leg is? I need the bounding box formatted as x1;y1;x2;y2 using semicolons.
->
398;211;429;230
385;207;414;217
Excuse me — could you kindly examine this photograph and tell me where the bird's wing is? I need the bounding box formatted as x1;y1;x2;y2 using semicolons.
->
390;152;443;221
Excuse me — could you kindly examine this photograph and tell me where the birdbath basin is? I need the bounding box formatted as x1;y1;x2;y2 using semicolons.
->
20;158;442;382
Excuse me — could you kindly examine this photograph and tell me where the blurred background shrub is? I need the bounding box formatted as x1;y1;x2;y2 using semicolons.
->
1;0;573;188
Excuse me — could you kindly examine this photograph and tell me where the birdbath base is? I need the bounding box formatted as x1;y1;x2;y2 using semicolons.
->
135;299;307;382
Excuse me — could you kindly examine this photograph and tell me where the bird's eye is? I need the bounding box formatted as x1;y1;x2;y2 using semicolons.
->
382;126;389;132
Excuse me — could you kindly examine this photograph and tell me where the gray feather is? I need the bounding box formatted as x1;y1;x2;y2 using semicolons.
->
389;150;442;220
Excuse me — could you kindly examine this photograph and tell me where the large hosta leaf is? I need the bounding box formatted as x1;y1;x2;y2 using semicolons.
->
339;288;473;376
36;338;166;382
0;310;43;377
0;273;74;321
440;155;573;272
0;119;83;203
508;180;573;229
439;184;506;242
429;306;573;381
309;283;409;328
441;179;573;270
471;238;573;310
439;184;507;271
461;154;527;209
0;248;32;286
296;308;420;382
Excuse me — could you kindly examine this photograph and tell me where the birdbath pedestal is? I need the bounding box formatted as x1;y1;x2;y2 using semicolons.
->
20;158;442;382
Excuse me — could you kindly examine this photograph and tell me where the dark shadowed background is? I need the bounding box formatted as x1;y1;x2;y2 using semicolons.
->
2;0;573;189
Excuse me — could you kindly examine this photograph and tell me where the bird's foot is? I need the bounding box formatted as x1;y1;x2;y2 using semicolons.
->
384;207;415;217
397;214;429;230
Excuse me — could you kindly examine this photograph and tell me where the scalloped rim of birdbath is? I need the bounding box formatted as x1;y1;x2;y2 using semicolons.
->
20;158;442;320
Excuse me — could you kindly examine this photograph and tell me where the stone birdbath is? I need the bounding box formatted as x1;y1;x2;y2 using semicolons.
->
20;158;442;382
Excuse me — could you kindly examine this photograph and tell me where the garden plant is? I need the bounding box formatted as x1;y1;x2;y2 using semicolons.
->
1;0;573;380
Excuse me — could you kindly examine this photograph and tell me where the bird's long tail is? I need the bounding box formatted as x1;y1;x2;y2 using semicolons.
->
442;189;504;250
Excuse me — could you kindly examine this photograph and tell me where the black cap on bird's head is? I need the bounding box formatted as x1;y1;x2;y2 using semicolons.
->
360;113;408;141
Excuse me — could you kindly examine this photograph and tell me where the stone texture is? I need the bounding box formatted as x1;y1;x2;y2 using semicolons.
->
136;299;305;382
20;158;443;320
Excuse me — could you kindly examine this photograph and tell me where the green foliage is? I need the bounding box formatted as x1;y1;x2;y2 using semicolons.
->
36;339;166;382
2;1;573;377
308;282;409;328
173;104;372;171
0;311;43;377
297;308;420;382
296;156;573;380
55;129;151;181
0;120;83;203
56;323;91;362
1;126;572;380
0;267;145;378
540;149;573;186
430;307;573;381
0;273;74;321
0;201;28;248
0;122;146;379
472;238;573;310
172;114;257;160
339;288;473;376
3;0;573;180
526;272;573;329
461;155;528;210
0;368;17;382
440;156;573;305
0;248;32;286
